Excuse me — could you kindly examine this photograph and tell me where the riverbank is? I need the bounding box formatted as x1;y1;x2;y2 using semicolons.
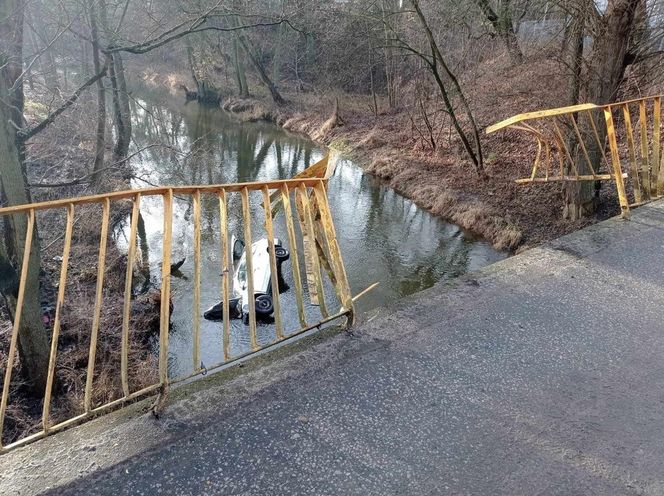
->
204;56;621;251
0;93;162;446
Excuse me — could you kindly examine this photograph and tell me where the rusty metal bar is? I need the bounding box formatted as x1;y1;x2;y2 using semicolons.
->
121;194;141;397
218;189;231;360
604;107;630;217
193;191;201;372
241;187;258;351
297;184;329;319
622;104;643;203
0;179;327;216
43;203;75;432
262;186;284;340
0;209;35;445
639;100;652;196
159;190;173;386
585;110;610;170
281;184;307;328
84;198;110;413
568;113;596;177
312;181;354;321
653;97;662;195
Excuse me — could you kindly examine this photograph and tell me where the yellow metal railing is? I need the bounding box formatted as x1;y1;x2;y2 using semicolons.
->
487;95;664;216
0;174;356;454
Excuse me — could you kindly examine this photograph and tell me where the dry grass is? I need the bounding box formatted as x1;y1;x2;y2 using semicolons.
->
219;53;627;251
0;101;162;446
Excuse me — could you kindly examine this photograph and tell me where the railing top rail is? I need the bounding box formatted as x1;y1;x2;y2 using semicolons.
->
0;177;327;215
486;94;664;134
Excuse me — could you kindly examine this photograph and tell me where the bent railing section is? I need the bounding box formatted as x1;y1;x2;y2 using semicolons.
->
487;95;664;216
0;177;354;454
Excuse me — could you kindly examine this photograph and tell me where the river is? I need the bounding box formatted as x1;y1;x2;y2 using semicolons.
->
116;90;506;377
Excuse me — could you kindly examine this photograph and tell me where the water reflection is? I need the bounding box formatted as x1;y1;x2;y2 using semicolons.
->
122;91;505;376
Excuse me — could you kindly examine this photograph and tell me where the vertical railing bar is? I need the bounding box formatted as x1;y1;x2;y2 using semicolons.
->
241;187;258;351
43;203;75;432
568;113;597;176
312;181;354;320
639;100;652;195
622;103;642;203
604;106;630;217
84;198;110;413
297;184;329;319
586;110;610;170
159;189;173;387
653;96;662;195
121;193;141;397
552;118;578;177
281;185;307;329
192;190;201;372
218;189;231;361
261;186;284;340
0;209;35;445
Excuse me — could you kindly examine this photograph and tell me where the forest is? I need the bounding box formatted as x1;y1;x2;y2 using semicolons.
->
0;0;662;446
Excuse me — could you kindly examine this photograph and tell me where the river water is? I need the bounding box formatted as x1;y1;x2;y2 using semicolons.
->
117;91;506;377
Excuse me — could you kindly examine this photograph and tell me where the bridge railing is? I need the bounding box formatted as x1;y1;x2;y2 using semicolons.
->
0;177;354;454
486;94;664;216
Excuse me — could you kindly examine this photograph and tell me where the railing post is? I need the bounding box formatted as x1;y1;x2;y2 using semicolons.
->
603;106;630;218
157;189;173;408
0;209;35;447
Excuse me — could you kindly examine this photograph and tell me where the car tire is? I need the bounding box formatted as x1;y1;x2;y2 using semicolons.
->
255;294;274;316
274;246;290;262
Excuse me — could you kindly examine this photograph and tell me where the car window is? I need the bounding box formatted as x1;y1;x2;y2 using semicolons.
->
237;259;247;287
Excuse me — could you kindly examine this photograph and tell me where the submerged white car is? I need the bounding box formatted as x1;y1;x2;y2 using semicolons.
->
204;238;290;323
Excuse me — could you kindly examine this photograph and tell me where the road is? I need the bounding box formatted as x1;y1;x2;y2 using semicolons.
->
4;201;664;495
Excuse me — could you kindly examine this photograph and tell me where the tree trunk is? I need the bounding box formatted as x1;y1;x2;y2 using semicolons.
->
235;27;286;104
88;0;106;188
473;0;523;65
233;37;249;97
0;0;50;394
563;0;640;219
410;0;484;175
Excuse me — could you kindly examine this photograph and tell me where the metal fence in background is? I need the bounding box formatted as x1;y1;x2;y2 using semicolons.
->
487;94;664;217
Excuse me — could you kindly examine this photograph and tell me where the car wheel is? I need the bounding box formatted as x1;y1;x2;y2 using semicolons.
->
255;294;274;315
274;246;290;262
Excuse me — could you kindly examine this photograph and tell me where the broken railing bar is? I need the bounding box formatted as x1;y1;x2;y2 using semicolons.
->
218;189;231;361
43;203;75;433
603;107;630;216
639;101;652;196
0;209;35;446
0;178;327;216
121;193;141;397
280;184;307;328
653;97;662;195
312;182;354;318
297;185;329;319
241;187;258;351
85;198;110;413
262;186;284;340
622;104;642;203
514;173;627;184
169;309;352;387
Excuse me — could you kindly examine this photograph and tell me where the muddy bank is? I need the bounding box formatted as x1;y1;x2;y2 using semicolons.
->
217;56;620;251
